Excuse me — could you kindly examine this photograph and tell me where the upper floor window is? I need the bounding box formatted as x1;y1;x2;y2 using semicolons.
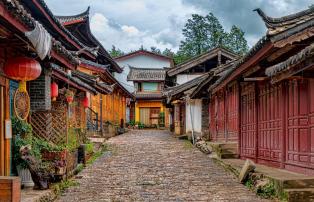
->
137;82;162;92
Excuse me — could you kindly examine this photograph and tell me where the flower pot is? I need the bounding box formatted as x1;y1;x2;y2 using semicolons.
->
17;168;34;187
41;150;67;160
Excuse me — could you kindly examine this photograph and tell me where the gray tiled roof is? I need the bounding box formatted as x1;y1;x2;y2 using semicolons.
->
135;92;163;100
127;67;166;81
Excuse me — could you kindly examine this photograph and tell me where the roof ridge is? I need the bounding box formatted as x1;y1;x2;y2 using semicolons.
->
55;6;90;22
254;7;314;28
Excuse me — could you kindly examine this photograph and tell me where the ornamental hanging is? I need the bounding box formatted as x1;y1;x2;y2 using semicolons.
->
51;82;58;101
82;96;89;108
65;89;74;104
3;57;41;120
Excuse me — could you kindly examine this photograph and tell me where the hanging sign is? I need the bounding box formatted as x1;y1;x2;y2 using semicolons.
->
5;119;12;139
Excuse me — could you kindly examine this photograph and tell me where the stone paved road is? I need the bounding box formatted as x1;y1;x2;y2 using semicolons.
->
56;130;268;202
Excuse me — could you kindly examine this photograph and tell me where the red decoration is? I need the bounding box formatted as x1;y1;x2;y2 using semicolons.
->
3;57;41;91
51;82;58;101
66;96;73;103
82;96;89;108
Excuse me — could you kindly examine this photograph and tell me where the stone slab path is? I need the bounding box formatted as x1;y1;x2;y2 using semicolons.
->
56;130;268;202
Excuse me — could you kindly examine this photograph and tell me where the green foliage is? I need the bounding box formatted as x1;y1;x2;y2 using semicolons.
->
178;12;249;63
150;46;162;54
159;112;165;127
225;25;249;56
256;181;276;199
245;178;254;189
65;128;79;152
136;121;145;129
12;117;32;137
162;48;175;57
129;120;136;126
53;179;79;195
109;45;125;58
85;142;94;154
13;136;33;169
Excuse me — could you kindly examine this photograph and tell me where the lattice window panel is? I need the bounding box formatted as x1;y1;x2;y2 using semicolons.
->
31;111;53;142
51;102;67;144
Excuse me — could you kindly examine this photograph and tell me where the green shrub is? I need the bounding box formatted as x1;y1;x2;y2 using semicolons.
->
129;120;135;126
85;142;94;154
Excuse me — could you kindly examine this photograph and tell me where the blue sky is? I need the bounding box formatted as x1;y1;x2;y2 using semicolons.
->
46;0;313;52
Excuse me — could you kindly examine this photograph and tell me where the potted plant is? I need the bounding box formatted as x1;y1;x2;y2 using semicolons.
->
12;117;35;187
65;89;74;103
13;137;35;187
54;160;66;175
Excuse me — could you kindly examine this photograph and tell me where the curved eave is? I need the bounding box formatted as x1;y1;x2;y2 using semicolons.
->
0;1;79;69
59;13;122;73
254;7;314;29
24;0;97;60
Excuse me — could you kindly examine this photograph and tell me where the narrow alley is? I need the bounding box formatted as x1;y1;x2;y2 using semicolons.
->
56;130;267;202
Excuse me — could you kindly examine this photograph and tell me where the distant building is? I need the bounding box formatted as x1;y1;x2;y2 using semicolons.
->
114;50;173;125
165;47;238;136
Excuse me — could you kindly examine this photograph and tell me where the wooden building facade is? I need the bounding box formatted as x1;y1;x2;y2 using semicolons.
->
196;7;314;174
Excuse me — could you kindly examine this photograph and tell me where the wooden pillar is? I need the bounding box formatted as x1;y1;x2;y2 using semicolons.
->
100;94;103;132
237;81;242;157
281;82;287;169
255;82;259;162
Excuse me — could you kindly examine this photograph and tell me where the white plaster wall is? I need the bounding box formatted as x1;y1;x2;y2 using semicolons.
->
185;99;202;133
114;55;171;93
176;74;203;85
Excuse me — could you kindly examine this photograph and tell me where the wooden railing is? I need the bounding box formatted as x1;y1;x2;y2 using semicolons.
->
86;107;99;132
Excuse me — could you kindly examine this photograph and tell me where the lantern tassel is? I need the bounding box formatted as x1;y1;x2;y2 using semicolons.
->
19;81;27;92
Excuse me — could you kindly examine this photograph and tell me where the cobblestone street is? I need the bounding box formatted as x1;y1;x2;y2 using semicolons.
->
56;130;267;202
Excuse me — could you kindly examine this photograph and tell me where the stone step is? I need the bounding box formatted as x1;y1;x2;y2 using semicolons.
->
219;153;239;159
284;188;314;202
283;178;314;189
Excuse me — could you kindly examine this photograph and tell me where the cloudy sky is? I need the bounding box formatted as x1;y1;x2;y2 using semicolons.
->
46;0;313;53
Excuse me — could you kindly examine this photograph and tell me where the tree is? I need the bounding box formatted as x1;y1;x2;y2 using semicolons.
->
109;45;124;58
179;14;211;57
150;46;161;54
225;25;249;56
162;48;175;57
178;12;249;63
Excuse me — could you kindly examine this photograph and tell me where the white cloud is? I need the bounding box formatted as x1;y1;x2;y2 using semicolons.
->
46;0;313;52
121;25;141;36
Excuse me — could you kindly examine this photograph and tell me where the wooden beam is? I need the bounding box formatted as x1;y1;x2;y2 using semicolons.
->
243;77;268;82
267;45;295;62
271;59;314;84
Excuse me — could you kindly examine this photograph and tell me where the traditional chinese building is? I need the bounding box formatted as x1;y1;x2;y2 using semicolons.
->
164;48;238;137
0;0;129;176
195;7;314;175
115;50;173;127
55;7;134;135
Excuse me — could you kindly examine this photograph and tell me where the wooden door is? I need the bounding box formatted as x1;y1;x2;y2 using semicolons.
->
226;84;239;142
140;108;150;125
0;76;10;176
150;108;160;125
285;79;314;174
240;83;257;159
257;83;283;166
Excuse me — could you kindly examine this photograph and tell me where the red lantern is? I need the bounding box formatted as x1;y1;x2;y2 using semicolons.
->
3;57;41;91
51;82;58;101
82;96;89;108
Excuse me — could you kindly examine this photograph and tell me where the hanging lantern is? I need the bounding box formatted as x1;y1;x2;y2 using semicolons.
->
51;82;58;101
3;57;41;120
3;57;41;92
82;96;89;108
